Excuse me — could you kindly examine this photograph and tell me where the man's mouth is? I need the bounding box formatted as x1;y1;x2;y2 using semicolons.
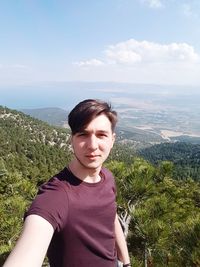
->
86;154;100;159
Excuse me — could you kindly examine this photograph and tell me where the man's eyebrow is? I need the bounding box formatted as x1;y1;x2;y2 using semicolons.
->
97;130;110;134
76;129;90;134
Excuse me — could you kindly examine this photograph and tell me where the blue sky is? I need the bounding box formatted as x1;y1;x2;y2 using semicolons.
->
1;0;200;86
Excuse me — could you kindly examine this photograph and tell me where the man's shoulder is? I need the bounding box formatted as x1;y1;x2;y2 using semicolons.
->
38;167;70;194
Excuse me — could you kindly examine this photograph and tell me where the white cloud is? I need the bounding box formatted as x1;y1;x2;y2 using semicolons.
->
72;39;200;85
140;0;164;9
105;39;199;65
74;58;104;67
75;39;199;67
105;47;142;64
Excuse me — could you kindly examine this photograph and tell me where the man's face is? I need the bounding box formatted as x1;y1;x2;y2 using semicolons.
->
71;114;115;171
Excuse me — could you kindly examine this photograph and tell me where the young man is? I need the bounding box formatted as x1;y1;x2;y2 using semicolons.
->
3;99;130;267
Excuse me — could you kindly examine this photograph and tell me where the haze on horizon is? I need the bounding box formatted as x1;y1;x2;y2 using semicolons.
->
0;81;200;110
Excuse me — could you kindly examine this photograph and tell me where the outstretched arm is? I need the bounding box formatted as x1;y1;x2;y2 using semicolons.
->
3;214;54;267
114;214;130;266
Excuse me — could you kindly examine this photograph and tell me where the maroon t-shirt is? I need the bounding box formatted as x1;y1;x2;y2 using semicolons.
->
25;167;117;267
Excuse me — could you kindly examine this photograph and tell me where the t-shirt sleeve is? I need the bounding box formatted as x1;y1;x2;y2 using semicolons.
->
25;177;68;232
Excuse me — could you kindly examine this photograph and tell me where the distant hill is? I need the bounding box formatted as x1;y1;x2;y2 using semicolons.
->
170;135;200;144
21;107;69;127
20;105;200;149
20;107;166;148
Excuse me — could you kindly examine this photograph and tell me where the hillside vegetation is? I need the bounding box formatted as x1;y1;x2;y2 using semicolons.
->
0;106;72;184
0;106;200;266
139;142;200;181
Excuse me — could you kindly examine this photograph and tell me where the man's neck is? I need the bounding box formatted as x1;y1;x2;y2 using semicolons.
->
68;160;102;183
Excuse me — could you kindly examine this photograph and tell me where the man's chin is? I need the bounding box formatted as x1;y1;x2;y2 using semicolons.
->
84;163;102;170
75;156;104;170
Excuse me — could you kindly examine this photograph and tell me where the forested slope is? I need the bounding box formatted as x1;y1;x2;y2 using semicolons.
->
138;142;200;180
1;106;200;266
0;106;72;184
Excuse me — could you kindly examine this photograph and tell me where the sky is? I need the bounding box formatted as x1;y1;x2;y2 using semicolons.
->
0;0;200;87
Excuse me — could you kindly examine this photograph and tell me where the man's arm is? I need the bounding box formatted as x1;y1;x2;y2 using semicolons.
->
3;214;54;267
115;214;130;266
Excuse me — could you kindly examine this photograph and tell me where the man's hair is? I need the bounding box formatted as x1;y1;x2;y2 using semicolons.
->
68;99;118;135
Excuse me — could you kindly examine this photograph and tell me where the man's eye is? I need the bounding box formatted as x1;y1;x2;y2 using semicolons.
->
98;133;108;138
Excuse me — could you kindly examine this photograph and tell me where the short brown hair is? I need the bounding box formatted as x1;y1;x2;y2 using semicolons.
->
68;99;117;135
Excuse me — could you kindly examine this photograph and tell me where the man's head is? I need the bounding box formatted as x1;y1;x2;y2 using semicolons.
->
68;99;117;135
68;99;117;172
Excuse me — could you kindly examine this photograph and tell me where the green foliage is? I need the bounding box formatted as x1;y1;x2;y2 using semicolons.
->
0;106;72;184
138;142;200;181
0;171;37;263
107;158;200;266
108;142;136;164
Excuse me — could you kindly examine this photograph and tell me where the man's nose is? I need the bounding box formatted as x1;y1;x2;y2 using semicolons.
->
87;135;98;149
